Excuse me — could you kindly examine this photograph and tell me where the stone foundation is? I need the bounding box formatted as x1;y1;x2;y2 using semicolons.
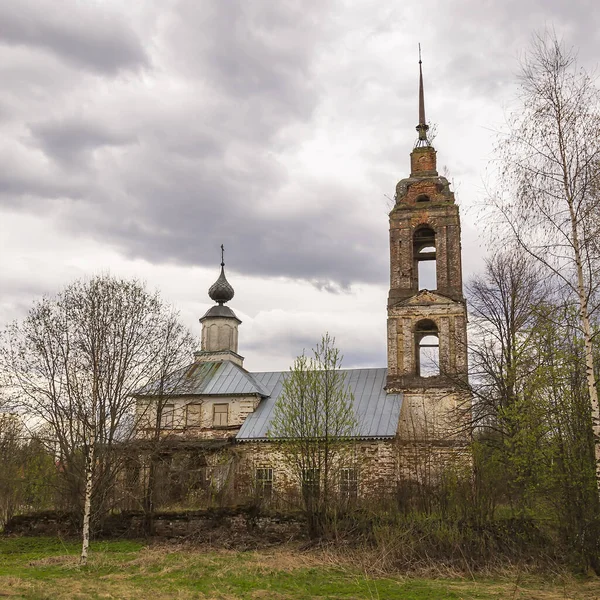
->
4;508;304;546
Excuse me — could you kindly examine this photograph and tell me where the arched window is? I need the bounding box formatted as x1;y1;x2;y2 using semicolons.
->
416;194;430;203
415;319;439;377
413;226;436;290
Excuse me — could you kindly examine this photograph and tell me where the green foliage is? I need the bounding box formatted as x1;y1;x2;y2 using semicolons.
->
268;333;358;537
269;334;357;442
465;246;600;570
0;418;58;528
469;307;600;568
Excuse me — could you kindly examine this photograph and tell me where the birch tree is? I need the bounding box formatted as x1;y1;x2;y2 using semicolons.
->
492;31;600;491
1;275;194;564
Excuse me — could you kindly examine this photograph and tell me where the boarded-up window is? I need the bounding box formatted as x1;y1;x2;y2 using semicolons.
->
213;403;229;427
340;468;358;500
256;468;273;500
160;404;174;429
186;403;202;427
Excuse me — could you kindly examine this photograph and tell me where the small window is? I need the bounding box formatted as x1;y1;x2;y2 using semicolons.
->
256;468;273;500
340;468;358;501
213;403;229;427
186;403;202;427
416;194;430;202
160;404;174;429
302;469;320;499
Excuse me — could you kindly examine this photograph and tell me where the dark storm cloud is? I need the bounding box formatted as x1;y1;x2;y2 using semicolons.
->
71;153;389;284
30;117;136;165
1;0;598;293
0;141;85;203
0;0;390;287
0;0;147;74
0;170;82;203
165;1;317;119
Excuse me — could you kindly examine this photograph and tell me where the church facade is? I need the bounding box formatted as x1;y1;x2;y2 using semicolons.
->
134;63;470;504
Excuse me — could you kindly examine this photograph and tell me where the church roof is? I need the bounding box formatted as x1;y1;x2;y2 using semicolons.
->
237;368;402;441
136;360;271;398
137;363;402;441
200;304;240;321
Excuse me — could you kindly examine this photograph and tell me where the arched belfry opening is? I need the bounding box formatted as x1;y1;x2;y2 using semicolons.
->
415;319;439;377
413;226;436;291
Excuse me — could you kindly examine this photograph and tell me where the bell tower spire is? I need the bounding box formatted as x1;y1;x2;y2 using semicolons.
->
408;47;438;176
416;44;429;146
386;56;468;395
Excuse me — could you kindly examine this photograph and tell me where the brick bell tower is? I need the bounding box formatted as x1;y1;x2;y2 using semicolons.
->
387;54;468;440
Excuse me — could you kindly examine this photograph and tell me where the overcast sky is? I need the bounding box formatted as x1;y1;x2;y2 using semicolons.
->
1;0;598;372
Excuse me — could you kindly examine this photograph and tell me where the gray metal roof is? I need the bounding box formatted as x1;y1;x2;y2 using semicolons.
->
136;360;271;397
200;304;240;322
236;368;402;441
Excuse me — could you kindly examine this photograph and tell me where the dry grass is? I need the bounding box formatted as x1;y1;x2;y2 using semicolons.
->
2;538;600;599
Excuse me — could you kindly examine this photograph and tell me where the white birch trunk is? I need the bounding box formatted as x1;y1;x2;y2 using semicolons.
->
80;432;95;566
569;204;600;493
580;305;600;489
574;258;600;490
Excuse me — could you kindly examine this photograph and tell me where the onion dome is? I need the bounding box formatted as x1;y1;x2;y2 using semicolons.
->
208;245;234;305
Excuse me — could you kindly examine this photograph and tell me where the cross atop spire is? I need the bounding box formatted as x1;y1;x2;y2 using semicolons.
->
220;244;225;267
416;44;430;147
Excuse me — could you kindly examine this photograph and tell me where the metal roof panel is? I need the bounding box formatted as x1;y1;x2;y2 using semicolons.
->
136;360;270;398
237;368;402;440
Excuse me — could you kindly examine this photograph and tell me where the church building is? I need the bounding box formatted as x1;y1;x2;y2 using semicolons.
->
134;60;470;503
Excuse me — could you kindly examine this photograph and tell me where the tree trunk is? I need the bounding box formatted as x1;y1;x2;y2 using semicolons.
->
80;436;95;566
576;289;600;488
568;202;600;493
143;453;157;537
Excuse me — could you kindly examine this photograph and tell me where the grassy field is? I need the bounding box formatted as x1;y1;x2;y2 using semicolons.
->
1;536;599;599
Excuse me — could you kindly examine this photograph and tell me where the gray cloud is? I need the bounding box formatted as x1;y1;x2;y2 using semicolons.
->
1;0;392;287
0;142;85;203
0;0;599;299
243;327;385;370
71;165;389;285
165;1;318;112
0;0;147;74
30;117;136;165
